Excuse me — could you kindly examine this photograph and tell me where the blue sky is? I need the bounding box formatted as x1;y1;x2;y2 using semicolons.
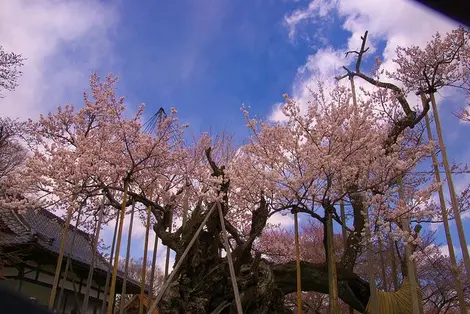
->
1;0;469;269
109;0;320;142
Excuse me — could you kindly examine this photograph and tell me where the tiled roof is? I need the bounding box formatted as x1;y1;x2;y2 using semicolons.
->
22;209;111;272
0;207;33;246
0;208;146;291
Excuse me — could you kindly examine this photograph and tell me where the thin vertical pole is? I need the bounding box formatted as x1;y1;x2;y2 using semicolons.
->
148;234;159;299
120;199;136;314
139;205;152;314
430;92;470;283
57;206;83;311
326;208;339;313
217;202;243;314
48;197;76;310
389;233;399;291
377;233;388;291
82;195;106;314
340;201;354;314
106;180;129;314
364;207;378;314
398;177;422;314
422;93;467;312
164;209;173;279
294;211;302;314
101;208;120;314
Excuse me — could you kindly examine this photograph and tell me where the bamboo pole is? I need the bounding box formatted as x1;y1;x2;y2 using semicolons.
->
340;201;355;314
293;210;302;314
139;205;152;314
422;96;467;312
82;194;106;314
326;207;339;313
106;180;130;314
430;92;470;284
147;202;218;314
164;208;173;279
398;177;422;314
57;205;84;311
48;196;76;310
217;202;243;314
340;201;347;250
119;199;136;314
377;233;388;291
388;234;399;291
364;207;378;314
346;76;359;314
148;234;159;299
182;184;190;227
101;205;121;314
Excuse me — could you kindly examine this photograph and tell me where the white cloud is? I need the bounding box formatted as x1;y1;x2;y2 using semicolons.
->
0;0;118;119
284;0;337;41
267;211;294;227
428;222;442;232
272;0;459;120
439;244;470;259
438;244;450;257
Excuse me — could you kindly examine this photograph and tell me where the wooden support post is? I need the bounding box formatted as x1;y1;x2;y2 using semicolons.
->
377;233;388;291
148;234;159;299
293;210;302;314
57;206;83;311
398;177;422;314
17;265;24;293
164;208;173;280
101;202;121;314
217;202;243;314
82;194;106;314
120;200;136;314
62;293;68;314
389;234;399;291
364;206;378;314
139;205;152;314
430;92;470;284
340;201;354;314
422;93;467;312
147;202;218;314
48;198;75;310
106;180;130;314
326;207;339;313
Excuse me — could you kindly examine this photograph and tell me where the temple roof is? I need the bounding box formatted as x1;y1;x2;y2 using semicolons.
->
0;207;147;293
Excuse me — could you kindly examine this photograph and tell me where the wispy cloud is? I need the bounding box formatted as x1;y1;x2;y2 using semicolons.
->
272;0;459;120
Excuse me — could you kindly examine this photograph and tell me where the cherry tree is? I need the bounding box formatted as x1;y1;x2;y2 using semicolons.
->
391;27;470;314
8;30;446;313
0;45;24;97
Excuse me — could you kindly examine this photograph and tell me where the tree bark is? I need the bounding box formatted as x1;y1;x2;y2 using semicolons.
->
149;199;371;314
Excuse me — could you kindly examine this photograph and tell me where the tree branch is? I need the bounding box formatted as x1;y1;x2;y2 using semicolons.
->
272;261;369;313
